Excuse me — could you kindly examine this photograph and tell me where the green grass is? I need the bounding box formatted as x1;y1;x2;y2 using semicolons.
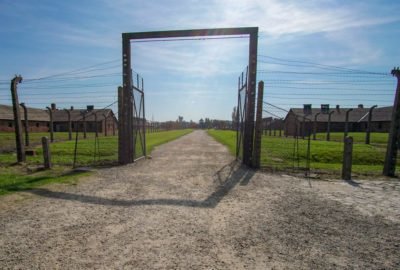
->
0;129;192;195
0;165;91;196
0;131;101;151
315;132;389;145
207;129;395;176
0;129;193;166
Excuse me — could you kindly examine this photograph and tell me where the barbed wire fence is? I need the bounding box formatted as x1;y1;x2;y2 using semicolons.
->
0;60;122;166
258;55;397;177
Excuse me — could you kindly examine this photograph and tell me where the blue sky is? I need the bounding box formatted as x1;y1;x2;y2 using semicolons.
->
0;0;399;121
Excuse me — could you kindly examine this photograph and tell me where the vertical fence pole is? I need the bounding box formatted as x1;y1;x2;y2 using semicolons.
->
313;112;320;140
344;108;353;139
64;109;72;140
94;112;98;138
20;103;29;147
83;112;87;139
142;78;147;157
244;29;258;167
342;136;353;180
383;68;400;176
253;81;264;168
365;105;377;144
41;137;51;169
46;107;54;142
103;113;108;136
10;76;25;162
327;111;334;141
268;119;272;136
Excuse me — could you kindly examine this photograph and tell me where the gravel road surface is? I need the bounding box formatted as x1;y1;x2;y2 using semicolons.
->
0;130;399;269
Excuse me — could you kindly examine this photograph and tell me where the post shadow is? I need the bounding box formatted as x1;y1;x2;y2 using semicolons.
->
28;161;255;209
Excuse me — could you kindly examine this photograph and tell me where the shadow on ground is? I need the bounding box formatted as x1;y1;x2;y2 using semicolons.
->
28;161;254;208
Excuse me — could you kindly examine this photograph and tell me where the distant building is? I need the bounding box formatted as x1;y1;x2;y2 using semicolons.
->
0;104;118;135
262;117;284;132
284;104;392;137
52;105;118;135
0;104;49;132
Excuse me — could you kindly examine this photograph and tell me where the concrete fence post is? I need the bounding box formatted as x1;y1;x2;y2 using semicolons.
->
384;68;400;176
253;81;264;168
10;75;25;162
20;102;29;146
327;111;334;141
46;106;54;142
313;112;320;140
41;136;51;169
366;105;377;144
344;108;353;138
342;136;353;180
64;109;72;140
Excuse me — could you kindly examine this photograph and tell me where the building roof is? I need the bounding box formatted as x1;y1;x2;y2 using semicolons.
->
52;108;115;122
0;104;50;121
0;104;116;122
287;106;392;123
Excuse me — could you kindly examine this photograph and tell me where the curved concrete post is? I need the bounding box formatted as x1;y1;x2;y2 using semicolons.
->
313;113;320;140
327;111;334;141
344;108;353;138
366;105;378;144
20;102;29;146
64;109;72;140
103;113;108;136
94;112;98;138
46;106;54;142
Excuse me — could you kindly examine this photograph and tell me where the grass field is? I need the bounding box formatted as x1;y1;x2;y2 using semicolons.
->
0;131;107;152
0;129;193;195
315;132;389;145
208;129;394;176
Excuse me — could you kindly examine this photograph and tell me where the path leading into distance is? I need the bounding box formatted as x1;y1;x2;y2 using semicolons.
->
0;130;399;269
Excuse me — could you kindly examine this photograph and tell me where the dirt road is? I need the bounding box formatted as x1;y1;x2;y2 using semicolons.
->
0;130;399;269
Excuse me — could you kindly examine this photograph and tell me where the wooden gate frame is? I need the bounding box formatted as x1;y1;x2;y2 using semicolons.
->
119;27;258;166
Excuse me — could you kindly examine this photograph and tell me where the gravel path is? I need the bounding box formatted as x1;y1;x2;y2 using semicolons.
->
0;130;399;269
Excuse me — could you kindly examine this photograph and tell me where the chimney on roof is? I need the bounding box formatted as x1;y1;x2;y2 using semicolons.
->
358;104;364;109
321;104;329;114
70;106;74;110
87;105;94;111
336;104;340;112
51;103;56;110
303;104;312;115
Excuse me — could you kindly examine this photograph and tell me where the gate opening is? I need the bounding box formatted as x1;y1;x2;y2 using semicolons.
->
119;27;259;166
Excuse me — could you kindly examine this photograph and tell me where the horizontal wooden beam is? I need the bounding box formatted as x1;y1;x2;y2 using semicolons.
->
123;27;258;40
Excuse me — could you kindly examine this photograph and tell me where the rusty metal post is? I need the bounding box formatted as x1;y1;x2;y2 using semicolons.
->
384;68;400;176
366;105;377;144
64;109;72;140
253;81;264;168
10;76;25;162
20;102;29;146
326;111;334;141
344;108;353;138
342;136;353;180
313;112;320;140
41;136;51;169
46;107;54;142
